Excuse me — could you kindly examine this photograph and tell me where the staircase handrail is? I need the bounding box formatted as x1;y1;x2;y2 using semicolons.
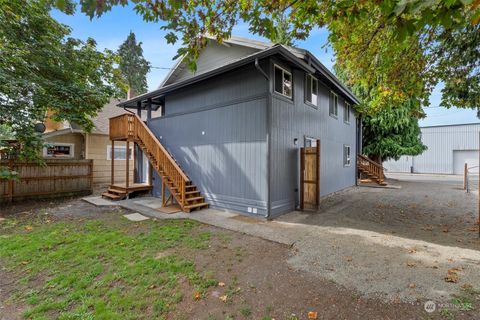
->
357;154;385;179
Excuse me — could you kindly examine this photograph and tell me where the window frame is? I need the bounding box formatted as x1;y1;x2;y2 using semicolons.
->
329;91;338;118
273;64;293;99
305;74;319;108
106;145;134;161
344;102;351;124
343;144;351;167
43;143;75;158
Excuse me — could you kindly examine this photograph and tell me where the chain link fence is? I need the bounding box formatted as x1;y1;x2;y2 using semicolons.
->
465;165;479;193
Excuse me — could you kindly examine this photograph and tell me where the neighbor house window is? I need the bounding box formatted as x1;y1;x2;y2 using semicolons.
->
107;145;133;160
274;65;293;98
329;91;338;117
43;143;74;158
305;74;319;106
343;145;351;166
344;102;351;124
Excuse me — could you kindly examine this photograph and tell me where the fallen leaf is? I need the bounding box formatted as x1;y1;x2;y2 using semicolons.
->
345;256;353;262
445;274;459;283
408;248;417;254
409;283;417;289
219;295;228;302
448;268;460;274
25;225;33;231
21;261;28;265
406;262;416;267
194;292;202;301
218;282;225;287
149;284;156;289
443;227;449;233
308;311;318;320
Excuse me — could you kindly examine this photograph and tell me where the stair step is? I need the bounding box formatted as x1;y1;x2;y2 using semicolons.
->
184;202;209;210
186;196;204;202
102;192;123;200
108;187;126;194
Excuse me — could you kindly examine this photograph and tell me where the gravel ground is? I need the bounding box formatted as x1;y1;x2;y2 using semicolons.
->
278;174;480;303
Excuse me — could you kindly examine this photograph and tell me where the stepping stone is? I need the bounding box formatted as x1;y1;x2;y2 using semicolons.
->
123;213;150;222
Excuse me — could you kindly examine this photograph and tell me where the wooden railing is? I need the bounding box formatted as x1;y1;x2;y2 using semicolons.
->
357;154;385;183
111;113;190;208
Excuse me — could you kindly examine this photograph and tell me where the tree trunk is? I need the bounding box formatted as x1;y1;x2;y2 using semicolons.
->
370;154;383;165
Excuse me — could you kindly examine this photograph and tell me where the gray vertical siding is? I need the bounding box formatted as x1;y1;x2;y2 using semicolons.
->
383;123;480;174
269;58;357;217
149;65;269;216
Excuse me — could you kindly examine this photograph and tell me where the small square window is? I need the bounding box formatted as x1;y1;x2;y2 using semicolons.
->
305;74;318;106
274;65;293;98
329;91;338;118
344;102;351;124
343;145;351;167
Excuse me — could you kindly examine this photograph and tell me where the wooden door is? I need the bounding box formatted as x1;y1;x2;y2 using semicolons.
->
300;140;320;210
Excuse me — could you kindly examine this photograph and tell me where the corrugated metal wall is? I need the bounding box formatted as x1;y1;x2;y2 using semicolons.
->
268;58;357;216
149;64;269;216
384;123;480;174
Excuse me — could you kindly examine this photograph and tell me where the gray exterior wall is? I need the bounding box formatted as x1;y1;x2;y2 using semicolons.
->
384;123;480;174
148;56;357;217
149;64;269;216
163;41;260;87
267;58;357;217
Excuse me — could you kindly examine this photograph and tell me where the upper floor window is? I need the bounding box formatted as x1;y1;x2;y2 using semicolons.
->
344;102;351;124
305;74;318;106
274;65;292;98
329;91;338;117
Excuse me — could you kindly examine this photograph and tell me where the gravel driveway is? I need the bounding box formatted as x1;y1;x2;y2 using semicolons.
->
278;173;480;303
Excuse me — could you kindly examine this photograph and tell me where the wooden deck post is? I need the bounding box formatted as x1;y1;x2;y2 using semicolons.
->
162;179;165;206
111;140;115;186
126;140;130;189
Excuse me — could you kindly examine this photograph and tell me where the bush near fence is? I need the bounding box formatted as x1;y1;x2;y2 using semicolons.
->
0;159;93;203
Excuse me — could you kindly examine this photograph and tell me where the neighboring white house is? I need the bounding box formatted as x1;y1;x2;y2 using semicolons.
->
384;123;480;175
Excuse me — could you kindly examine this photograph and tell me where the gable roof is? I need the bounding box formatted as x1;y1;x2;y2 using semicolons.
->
119;38;360;109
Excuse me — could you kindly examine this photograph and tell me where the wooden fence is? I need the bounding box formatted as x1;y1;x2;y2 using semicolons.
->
0;159;93;203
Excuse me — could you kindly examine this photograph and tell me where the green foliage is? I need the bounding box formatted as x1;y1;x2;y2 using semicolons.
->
117;31;151;96
0;0;124;163
0;217;215;319
431;24;480;109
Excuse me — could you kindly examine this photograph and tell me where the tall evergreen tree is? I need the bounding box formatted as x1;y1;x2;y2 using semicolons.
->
117;32;151;97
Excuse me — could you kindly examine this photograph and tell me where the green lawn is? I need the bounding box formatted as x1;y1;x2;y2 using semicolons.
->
0;214;216;319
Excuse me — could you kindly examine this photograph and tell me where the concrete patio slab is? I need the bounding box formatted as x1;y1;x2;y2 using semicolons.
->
123;212;150;221
82;196;114;206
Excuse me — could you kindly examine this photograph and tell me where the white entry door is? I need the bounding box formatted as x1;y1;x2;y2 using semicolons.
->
453;150;479;174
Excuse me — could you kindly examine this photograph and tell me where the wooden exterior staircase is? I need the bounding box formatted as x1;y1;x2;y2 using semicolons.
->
357;154;387;186
102;113;209;212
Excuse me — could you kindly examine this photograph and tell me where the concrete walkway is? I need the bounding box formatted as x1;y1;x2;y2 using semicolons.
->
83;193;480;303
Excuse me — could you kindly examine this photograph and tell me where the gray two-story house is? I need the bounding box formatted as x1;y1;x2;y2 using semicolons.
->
117;36;361;218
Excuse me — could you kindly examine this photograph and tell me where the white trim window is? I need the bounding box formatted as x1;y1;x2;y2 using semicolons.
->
343;144;351;167
107;145;133;161
305;74;319;106
274;65;293;98
344;102;351;124
329;91;338;117
43;143;74;158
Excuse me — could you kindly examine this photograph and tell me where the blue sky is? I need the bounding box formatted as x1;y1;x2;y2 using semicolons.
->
52;5;478;127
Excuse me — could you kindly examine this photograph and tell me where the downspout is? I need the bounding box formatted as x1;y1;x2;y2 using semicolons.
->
355;114;362;186
255;58;272;219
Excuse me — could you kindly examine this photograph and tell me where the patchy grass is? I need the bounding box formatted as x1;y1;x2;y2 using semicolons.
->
0;214;216;319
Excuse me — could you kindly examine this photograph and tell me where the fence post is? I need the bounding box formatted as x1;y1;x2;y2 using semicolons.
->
7;160;13;203
464;163;467;190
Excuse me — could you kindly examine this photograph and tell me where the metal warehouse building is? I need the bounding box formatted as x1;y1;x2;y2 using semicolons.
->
384;123;480;175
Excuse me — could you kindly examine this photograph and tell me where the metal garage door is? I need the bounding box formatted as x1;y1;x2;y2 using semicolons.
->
453;150;479;174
